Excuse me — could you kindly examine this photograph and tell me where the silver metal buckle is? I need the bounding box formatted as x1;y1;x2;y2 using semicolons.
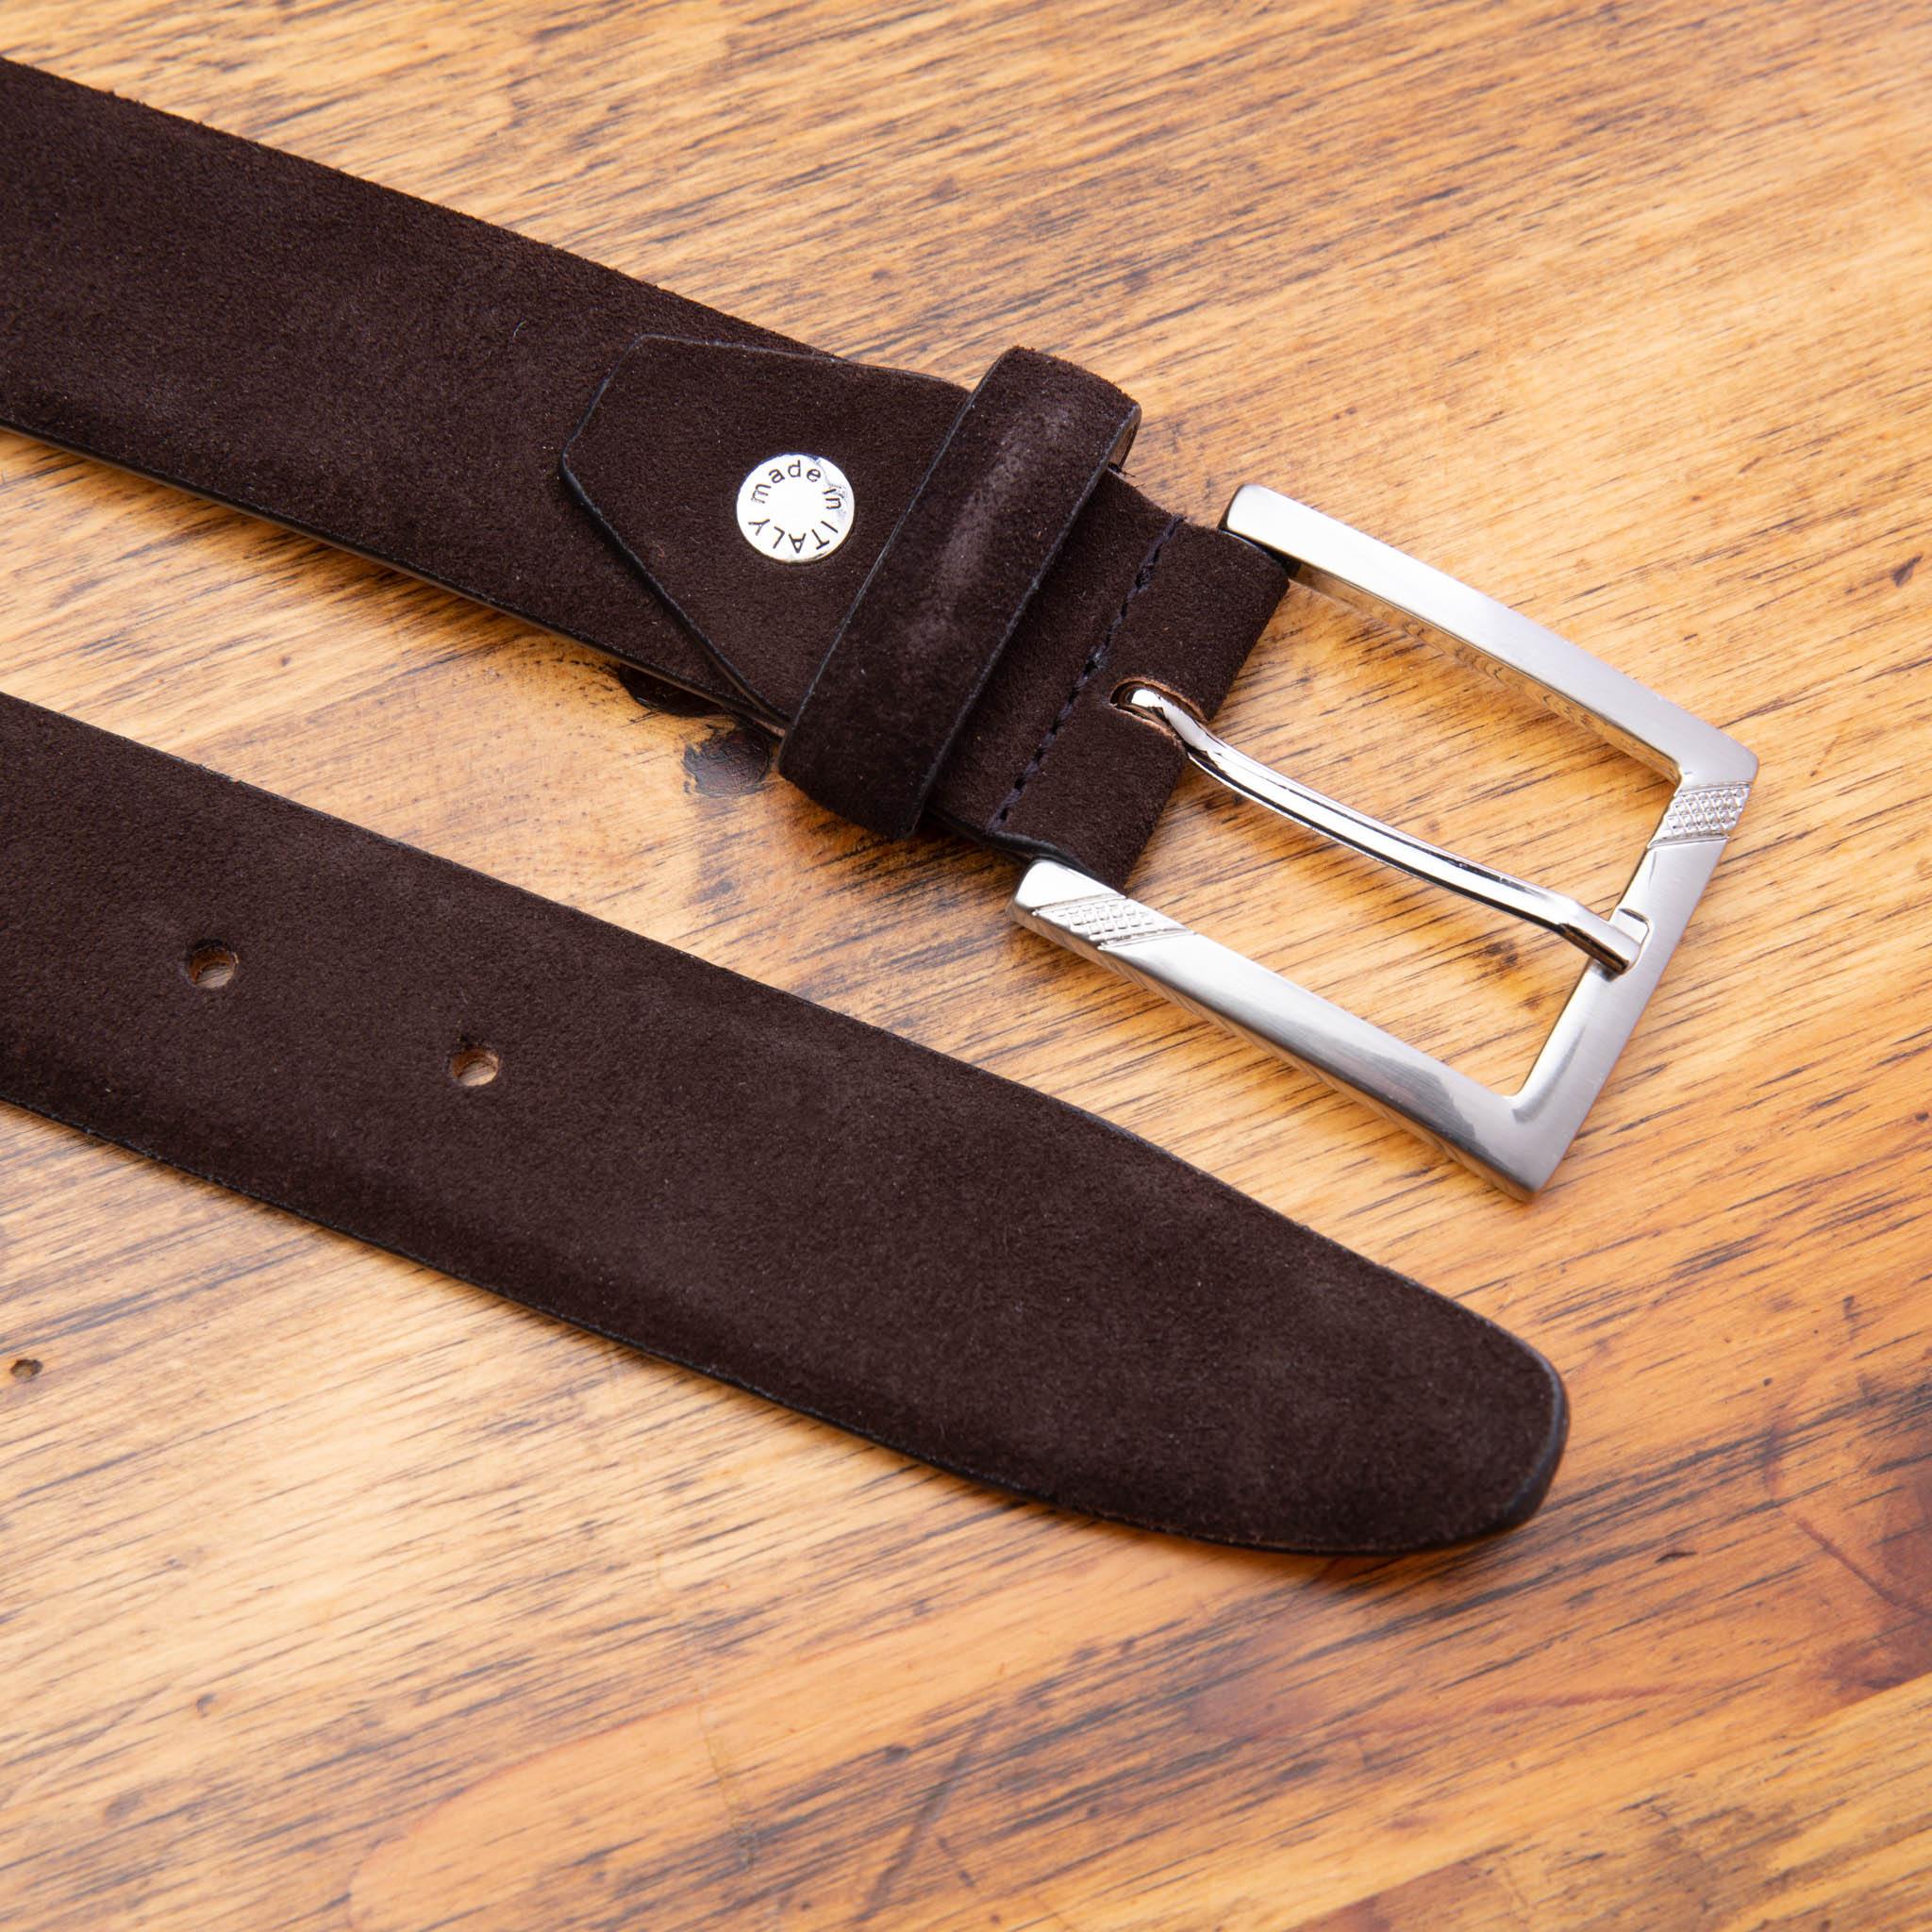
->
1010;484;1757;1195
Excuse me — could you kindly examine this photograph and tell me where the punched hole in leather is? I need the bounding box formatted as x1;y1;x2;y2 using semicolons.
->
185;942;240;990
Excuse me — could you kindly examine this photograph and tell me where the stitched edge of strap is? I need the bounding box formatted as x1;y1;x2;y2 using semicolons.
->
992;513;1181;829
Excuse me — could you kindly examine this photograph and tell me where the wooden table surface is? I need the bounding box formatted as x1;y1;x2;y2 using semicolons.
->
4;4;1929;1926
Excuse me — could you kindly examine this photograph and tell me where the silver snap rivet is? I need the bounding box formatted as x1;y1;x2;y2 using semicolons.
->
735;453;854;564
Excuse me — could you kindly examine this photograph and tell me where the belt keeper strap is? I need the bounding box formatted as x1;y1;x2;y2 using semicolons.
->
778;349;1140;838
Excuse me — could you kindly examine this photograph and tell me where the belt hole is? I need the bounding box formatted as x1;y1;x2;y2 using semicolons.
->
448;1043;501;1089
185;943;239;989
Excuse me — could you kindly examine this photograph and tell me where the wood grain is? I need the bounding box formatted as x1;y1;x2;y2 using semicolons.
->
2;3;1928;1926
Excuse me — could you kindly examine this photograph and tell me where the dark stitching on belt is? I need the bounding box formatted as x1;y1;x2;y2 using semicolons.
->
991;512;1182;828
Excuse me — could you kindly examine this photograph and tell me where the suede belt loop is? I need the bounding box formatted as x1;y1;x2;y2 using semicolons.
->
777;349;1141;838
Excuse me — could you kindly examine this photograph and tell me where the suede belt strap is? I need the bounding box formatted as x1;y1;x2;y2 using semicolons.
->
0;692;1565;1553
0;57;1287;887
0;58;1570;1553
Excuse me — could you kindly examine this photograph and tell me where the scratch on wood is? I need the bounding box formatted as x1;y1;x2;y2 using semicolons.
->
858;1711;996;1924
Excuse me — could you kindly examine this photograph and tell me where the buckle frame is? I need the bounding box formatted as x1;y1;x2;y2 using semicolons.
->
1009;484;1757;1195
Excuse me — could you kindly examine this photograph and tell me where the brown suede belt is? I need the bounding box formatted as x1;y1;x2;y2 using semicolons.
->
0;58;1567;1553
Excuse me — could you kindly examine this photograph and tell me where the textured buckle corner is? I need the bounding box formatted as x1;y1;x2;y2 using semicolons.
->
1009;484;1757;1196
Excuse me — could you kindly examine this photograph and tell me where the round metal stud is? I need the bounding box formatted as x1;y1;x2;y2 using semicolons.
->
735;453;854;564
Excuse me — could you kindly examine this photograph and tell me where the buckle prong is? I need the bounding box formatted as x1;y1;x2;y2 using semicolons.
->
1010;485;1757;1195
1115;683;1642;974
